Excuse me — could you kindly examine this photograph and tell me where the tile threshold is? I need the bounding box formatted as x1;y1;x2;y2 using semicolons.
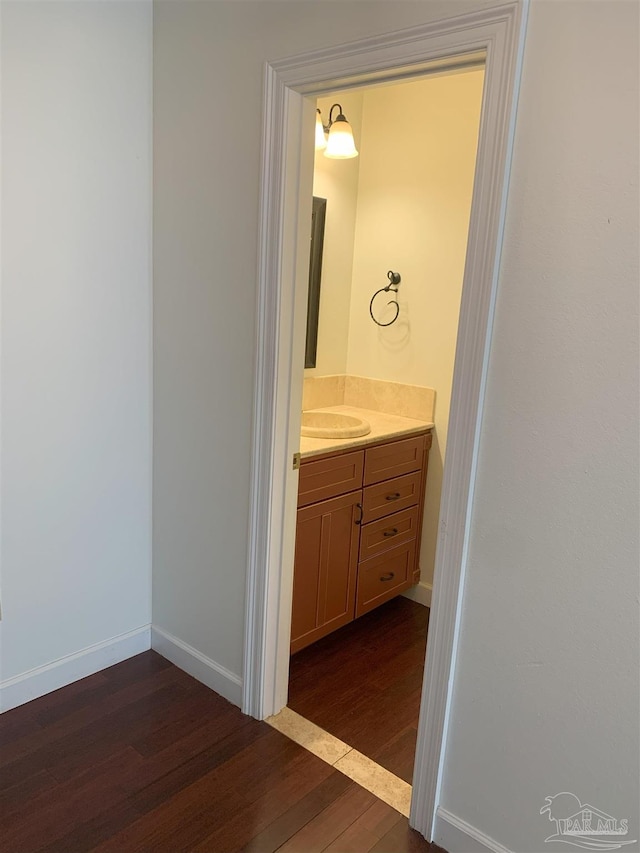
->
266;706;412;818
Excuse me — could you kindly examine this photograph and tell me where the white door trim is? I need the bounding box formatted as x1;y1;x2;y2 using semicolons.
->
243;2;528;840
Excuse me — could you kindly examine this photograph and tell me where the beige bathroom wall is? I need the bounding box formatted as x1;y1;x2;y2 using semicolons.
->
307;91;363;376
346;69;485;585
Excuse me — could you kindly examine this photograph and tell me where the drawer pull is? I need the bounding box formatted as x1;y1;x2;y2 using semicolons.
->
355;502;363;525
383;528;399;538
385;492;401;501
380;572;395;582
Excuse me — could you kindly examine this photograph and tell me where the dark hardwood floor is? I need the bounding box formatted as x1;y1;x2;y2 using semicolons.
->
288;597;429;784
0;650;439;852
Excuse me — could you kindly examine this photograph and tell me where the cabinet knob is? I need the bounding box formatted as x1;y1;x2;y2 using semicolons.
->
385;492;401;501
383;528;399;537
380;572;395;582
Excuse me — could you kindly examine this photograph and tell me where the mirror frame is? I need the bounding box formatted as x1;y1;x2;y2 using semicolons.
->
304;196;327;369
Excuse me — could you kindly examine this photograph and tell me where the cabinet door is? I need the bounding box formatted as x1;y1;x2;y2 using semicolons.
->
290;490;361;654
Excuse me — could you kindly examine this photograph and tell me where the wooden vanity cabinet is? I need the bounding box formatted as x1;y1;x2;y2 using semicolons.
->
290;431;432;653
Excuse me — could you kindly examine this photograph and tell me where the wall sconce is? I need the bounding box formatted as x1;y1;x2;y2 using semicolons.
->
315;104;359;159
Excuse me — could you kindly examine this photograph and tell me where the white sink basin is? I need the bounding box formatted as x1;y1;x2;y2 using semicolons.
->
301;411;371;439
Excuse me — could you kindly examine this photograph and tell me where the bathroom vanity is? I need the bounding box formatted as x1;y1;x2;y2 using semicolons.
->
290;428;432;653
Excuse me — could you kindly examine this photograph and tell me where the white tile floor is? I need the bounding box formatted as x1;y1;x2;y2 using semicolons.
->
266;707;412;817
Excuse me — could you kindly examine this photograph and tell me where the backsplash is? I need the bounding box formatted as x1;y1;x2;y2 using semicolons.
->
303;375;435;423
301;375;346;411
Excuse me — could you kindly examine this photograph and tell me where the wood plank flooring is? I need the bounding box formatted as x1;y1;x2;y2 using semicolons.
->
288;597;429;784
1;650;439;852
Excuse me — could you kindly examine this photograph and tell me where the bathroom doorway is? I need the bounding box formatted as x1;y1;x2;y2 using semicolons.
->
273;65;485;809
243;6;527;840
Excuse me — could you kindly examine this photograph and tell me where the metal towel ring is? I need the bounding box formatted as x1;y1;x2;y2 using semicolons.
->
370;271;401;327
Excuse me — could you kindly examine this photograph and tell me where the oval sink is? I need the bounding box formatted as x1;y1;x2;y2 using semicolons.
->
301;411;371;439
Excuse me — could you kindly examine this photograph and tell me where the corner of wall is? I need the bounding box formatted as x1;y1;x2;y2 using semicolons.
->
151;625;242;708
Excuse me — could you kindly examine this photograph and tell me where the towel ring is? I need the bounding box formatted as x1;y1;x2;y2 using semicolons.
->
370;271;401;327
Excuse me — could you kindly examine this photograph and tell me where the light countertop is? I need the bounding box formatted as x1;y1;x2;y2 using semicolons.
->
299;405;433;460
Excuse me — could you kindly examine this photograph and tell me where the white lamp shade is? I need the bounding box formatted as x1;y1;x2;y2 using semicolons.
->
324;117;358;159
315;111;327;150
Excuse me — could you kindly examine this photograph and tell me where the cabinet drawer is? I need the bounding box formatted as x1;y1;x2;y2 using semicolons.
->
298;450;364;507
356;540;416;616
359;506;420;562
364;434;426;486
362;471;421;524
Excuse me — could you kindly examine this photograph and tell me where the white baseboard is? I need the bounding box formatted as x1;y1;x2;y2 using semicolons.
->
151;625;242;708
434;807;513;853
0;625;151;713
402;580;432;608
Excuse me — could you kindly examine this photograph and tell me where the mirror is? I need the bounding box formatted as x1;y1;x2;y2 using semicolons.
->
305;197;327;369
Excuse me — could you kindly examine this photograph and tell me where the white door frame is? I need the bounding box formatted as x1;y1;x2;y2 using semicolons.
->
243;1;528;839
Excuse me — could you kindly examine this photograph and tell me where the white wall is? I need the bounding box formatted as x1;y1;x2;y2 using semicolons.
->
438;2;640;850
348;70;484;586
307;91;363;377
153;1;639;850
0;1;152;703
